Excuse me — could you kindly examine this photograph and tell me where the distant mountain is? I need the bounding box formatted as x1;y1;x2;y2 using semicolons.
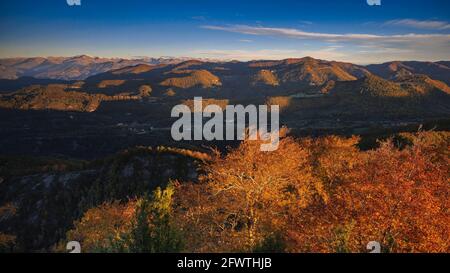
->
0;83;147;112
252;69;280;86
3;56;448;88
160;70;222;89
330;73;450;100
0;56;200;81
366;61;450;85
326;74;450;117
82;57;371;98
437;61;450;68
394;74;450;95
0;57;449;118
0;77;68;93
251;57;370;86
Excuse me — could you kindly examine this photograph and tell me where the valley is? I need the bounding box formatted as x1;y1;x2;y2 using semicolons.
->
0;57;448;158
0;56;448;252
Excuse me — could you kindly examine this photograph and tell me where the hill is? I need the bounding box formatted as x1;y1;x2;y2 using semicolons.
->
0;57;449;118
0;84;106;112
78;57;373;98
160;70;222;89
326;74;450;117
0;84;146;112
252;69;280;86
0;56;194;81
0;146;209;250
366;61;450;85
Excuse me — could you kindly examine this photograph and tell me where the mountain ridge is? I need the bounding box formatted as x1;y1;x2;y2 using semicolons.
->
366;60;450;85
0;56;214;81
0;56;449;115
2;56;449;84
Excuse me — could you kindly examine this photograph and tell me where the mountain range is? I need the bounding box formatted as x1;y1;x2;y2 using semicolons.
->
1;56;449;85
0;56;449;114
0;56;448;159
0;55;206;81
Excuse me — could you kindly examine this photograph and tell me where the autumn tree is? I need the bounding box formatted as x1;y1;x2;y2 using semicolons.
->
176;132;449;253
121;185;184;253
0;203;16;252
176;132;328;252
60;201;135;252
59;131;449;253
61;184;183;253
286;133;449;253
138;85;152;97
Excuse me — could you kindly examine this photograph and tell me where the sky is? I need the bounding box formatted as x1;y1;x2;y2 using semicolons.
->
0;0;449;64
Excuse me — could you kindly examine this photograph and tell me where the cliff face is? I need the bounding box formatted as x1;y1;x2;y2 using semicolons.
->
0;146;208;251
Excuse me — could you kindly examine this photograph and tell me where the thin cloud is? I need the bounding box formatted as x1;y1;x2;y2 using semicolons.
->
194;49;300;60
191;16;207;21
384;19;450;30
193;47;346;61
201;24;450;42
298;20;313;25
199;24;450;63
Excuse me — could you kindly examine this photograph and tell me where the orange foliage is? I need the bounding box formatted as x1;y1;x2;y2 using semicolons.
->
287;135;449;253
64;201;136;252
0;203;16;251
57;131;449;253
176;132;449;253
175;134;328;252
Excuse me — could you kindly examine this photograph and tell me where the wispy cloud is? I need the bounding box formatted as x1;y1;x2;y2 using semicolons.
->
384;19;450;30
194;49;298;60
298;20;313;25
191;16;207;21
238;39;253;43
200;24;450;63
192;46;436;64
193;47;346;61
201;24;450;42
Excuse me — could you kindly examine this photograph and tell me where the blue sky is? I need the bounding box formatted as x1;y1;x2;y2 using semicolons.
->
0;0;449;63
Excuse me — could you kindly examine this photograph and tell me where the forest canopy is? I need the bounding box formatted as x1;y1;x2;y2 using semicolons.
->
52;131;449;253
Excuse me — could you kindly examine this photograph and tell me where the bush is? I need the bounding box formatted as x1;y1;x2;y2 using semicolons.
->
61;184;184;253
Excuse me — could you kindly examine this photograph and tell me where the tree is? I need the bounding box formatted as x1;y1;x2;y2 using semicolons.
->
176;132;328;252
138;85;152;97
61;201;135;252
286;134;450;253
61;184;184;253
176;132;449;253
0;204;16;252
59;132;450;253
124;185;184;253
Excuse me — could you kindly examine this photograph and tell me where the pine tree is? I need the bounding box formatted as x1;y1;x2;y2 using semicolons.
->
120;184;184;253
